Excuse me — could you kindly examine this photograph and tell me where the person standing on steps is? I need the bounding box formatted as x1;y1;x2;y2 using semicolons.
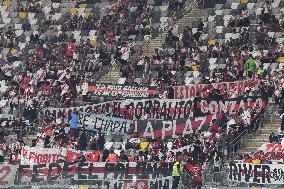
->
172;155;182;189
281;109;284;133
246;54;255;78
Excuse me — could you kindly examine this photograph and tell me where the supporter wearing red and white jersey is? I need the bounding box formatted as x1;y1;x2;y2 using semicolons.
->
66;40;76;58
8;140;21;163
107;150;118;162
0;140;6;162
173;138;186;149
166;151;176;163
120;43;130;64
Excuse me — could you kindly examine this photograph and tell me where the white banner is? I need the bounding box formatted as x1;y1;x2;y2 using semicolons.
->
228;163;284;184
21;146;61;165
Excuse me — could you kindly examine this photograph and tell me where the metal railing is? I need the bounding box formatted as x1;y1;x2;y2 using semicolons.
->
203;106;270;188
229;110;267;158
229;129;248;158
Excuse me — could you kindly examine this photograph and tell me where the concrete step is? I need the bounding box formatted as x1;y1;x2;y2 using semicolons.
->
237;146;259;151
263;124;281;128
246;134;269;140
102;76;121;80
242;142;265;148
148;40;163;44
145;7;208;56
148;43;164;46
101;74;121;78
100;76;121;80
245;139;269;143
259;128;279;133
263;122;280;126
238;151;255;156
98;80;118;84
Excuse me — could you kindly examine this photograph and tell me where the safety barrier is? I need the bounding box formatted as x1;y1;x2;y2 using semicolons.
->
203;104;270;188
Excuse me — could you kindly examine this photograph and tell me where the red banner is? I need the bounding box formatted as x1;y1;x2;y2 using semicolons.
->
174;79;260;99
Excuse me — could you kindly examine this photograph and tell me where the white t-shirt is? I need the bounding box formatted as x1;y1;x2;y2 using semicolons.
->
241;110;251;126
0;143;6;156
120;46;130;60
59;147;67;160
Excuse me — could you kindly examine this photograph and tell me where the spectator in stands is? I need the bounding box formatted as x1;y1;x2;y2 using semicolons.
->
172;155;182;189
79;129;88;151
246;54;256;78
281;111;284;132
269;132;280;143
0;138;5;162
166;151;176;163
75;151;86;164
119;150;129;162
256;65;266;78
107;150;118;162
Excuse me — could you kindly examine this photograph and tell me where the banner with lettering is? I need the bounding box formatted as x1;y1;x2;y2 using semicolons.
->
15;162;172;188
253;143;284;162
228;163;284;184
0;164;17;188
134;114;222;139
174;79;260;99
42;98;194;123
21;146;102;165
74;112;132;135
87;83;158;99
197;96;266;115
21;146;61;165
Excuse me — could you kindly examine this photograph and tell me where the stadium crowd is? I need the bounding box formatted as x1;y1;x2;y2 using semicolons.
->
0;0;283;188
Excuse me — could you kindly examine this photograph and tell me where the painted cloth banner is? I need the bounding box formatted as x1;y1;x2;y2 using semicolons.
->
134;114;222;139
42;98;194;123
87;83;158;98
174;79;260;99
76;112;132;135
253;143;284;162
42;96;265;124
21;146;62;165
228;163;284;184
15;162;172;188
21;146;101;165
0;164;17;188
171;144;193;154
257;143;284;152
197;96;266;115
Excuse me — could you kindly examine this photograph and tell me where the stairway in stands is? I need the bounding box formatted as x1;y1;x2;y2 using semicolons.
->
145;7;209;57
98;6;209;84
98;67;121;84
237;115;280;156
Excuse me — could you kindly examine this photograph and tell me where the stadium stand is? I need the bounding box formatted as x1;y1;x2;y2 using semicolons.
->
0;0;283;188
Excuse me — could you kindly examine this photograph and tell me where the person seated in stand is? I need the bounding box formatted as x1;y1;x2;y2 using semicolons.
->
269;132;280;143
119;150;129;162
75;151;86;163
106;150;118;162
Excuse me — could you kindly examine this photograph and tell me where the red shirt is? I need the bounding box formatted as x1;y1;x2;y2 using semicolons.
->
173;139;186;149
34;48;42;58
107;154;118;162
210;124;219;135
66;43;76;57
87;151;100;162
243;158;252;163
186;163;202;172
